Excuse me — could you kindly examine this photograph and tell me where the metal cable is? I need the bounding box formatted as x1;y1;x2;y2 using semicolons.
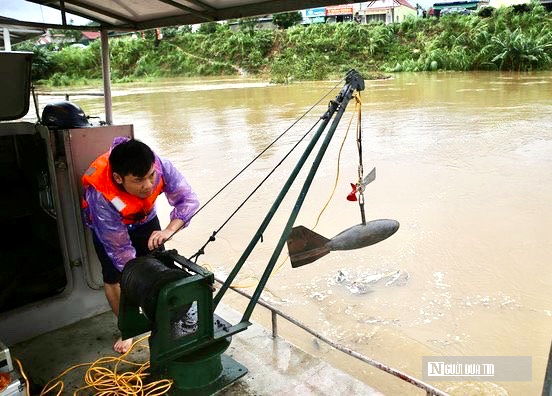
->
190;78;345;222
164;78;348;260
189;117;322;262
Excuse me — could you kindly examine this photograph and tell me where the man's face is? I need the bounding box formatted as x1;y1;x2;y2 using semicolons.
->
113;164;156;199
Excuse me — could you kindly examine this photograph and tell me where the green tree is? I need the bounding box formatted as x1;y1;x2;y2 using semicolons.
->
161;27;178;38
12;42;53;80
197;22;219;34
238;17;258;34
177;25;193;34
272;12;303;29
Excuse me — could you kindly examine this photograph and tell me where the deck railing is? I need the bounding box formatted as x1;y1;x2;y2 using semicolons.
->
217;277;449;396
36;92;104;100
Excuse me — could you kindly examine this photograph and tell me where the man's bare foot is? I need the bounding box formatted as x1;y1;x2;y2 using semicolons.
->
113;337;133;354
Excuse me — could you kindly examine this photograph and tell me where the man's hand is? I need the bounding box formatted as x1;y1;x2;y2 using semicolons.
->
148;229;173;250
148;219;185;250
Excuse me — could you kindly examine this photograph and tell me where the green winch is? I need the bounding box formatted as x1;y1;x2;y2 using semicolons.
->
119;250;247;395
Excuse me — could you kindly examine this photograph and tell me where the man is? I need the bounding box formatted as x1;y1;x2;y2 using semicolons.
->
82;136;199;353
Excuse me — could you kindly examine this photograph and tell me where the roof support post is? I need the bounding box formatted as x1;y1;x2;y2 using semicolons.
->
60;0;67;26
100;28;113;125
3;27;12;51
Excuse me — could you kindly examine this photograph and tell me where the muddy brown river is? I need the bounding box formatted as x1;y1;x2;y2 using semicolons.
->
71;72;552;395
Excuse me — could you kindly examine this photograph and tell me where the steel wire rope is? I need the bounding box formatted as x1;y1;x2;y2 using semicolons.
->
219;92;363;290
271;92;362;278
184;78;348;262
354;92;367;224
189;117;322;262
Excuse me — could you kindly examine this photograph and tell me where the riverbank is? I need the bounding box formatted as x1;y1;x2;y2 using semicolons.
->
15;2;552;86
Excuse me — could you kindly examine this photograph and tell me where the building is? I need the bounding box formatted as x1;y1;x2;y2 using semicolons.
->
80;31;101;44
431;0;489;15
36;30;71;45
302;1;417;25
325;4;355;22
359;0;417;23
227;15;275;30
303;7;326;23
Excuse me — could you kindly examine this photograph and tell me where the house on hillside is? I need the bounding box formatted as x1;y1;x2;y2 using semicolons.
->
227;15;275;30
302;1;417;25
80;31;100;44
36;29;103;47
36;30;71;46
325;4;355;22
303;7;326;23
357;0;417;24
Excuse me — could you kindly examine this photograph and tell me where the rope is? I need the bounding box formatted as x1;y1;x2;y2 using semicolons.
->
270;98;360;277
354;92;367;225
14;359;30;396
221;95;361;286
38;335;173;396
164;78;348;254
312;96;359;230
196;83;364;290
189;116;322;262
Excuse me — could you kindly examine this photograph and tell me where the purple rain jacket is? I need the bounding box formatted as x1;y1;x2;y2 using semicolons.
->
83;136;199;272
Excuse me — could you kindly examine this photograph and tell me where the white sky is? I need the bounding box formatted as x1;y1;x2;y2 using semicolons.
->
0;0;91;25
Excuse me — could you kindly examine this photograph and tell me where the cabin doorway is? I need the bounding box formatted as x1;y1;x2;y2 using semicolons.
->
0;132;66;314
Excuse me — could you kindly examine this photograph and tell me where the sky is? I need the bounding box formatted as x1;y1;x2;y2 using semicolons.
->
0;0;91;25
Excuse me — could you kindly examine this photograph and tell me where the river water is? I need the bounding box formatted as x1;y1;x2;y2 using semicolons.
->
75;72;552;395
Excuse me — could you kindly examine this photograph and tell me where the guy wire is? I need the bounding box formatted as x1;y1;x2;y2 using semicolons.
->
187;78;348;261
164;77;347;248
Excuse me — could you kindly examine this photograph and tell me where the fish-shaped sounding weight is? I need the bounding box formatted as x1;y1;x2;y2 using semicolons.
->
287;219;400;268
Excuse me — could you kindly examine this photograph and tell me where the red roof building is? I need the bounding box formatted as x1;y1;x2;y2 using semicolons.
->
81;31;101;40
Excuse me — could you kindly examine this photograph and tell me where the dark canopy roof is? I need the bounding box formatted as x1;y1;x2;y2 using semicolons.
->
17;0;362;30
0;17;45;45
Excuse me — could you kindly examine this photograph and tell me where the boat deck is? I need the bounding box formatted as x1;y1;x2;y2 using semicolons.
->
10;304;382;395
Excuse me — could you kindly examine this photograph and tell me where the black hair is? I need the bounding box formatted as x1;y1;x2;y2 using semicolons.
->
109;139;155;177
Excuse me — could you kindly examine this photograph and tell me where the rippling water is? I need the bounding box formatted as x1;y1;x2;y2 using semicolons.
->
66;72;552;395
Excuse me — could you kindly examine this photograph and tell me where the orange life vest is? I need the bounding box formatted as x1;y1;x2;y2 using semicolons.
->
82;152;164;225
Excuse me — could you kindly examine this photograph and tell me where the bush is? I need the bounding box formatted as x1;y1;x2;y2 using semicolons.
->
13;42;53;80
478;6;495;18
272;12;303;29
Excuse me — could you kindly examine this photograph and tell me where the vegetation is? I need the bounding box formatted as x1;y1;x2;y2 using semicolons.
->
272;12;303;29
14;1;552;86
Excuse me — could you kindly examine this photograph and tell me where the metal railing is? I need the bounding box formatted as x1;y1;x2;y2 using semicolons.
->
36;92;104;100
217;276;449;396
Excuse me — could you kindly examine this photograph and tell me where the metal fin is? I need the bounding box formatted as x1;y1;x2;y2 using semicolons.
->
360;167;376;188
287;226;331;268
